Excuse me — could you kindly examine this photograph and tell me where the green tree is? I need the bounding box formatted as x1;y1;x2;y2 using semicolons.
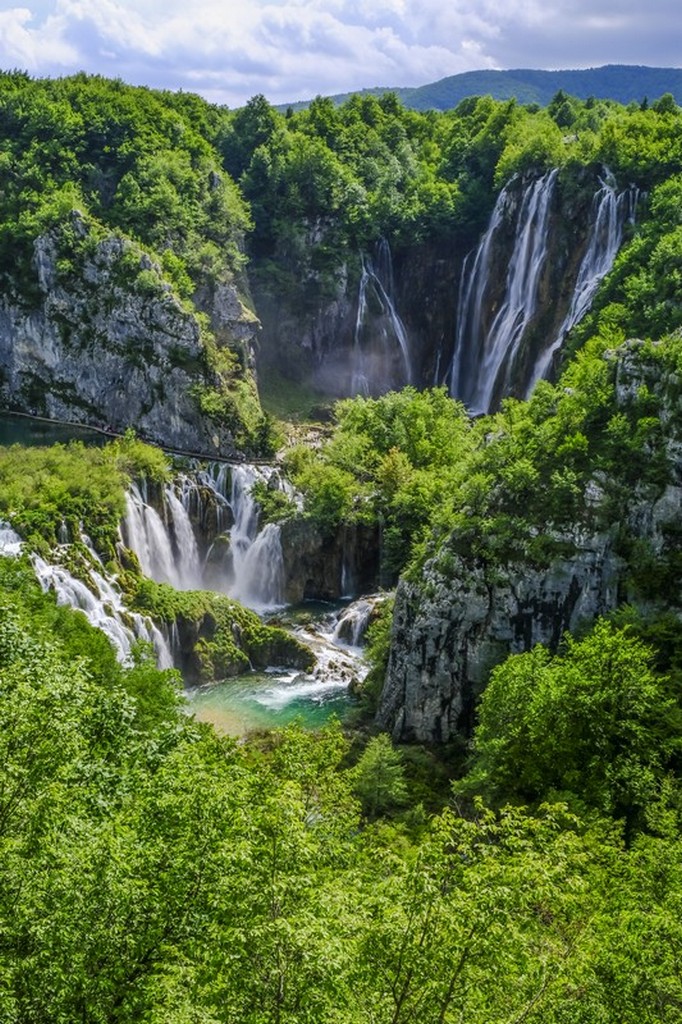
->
352;733;408;817
462;620;678;822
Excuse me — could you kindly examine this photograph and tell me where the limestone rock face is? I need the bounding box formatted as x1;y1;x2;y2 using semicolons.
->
279;518;380;603
0;218;259;456
377;531;624;743
377;340;682;743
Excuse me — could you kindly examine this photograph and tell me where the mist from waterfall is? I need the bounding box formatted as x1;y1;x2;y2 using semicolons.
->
351;239;412;397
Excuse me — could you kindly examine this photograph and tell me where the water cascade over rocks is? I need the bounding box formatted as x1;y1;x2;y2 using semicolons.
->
449;170;559;414
0;521;173;667
332;598;375;647
124;479;204;590
529;176;639;389
351;239;412;397
122;463;289;611
448;170;638;414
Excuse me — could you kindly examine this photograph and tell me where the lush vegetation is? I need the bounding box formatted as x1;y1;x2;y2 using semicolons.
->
130;576;313;681
0;70;248;295
0;432;169;554
3;72;682;435
459;620;682;826
0;71;278;454
3;71;682;1021
221;87;682;305
283;329;682;590
1;551;682;1020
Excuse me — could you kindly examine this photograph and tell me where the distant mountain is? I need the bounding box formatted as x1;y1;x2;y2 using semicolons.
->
281;65;682;112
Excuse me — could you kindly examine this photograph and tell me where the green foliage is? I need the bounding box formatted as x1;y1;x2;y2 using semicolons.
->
461;620;679;823
250;479;297;524
0;436;168;554
3;545;682;1019
129;577;314;681
494;107;567;185
286;387;472;573
0;72;250;298
289;332;682;583
351;733;408;817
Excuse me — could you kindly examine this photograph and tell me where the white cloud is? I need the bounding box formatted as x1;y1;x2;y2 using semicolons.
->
0;6;77;67
0;0;679;107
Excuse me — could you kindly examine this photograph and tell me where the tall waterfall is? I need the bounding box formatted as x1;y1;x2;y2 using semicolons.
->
219;465;285;611
124;479;203;591
449;169;559;415
528;178;638;390
449;170;638;415
121;463;287;612
351;239;412;397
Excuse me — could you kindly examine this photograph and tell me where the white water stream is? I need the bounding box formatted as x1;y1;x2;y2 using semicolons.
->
118;463;380;730
1;521;173;668
351;240;412;397
121;463;287;611
529;177;638;389
450;170;559;414
449;170;638;414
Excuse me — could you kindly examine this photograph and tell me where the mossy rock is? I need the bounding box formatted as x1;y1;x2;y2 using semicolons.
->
130;577;315;683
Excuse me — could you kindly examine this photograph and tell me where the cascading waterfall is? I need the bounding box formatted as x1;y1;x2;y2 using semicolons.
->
450;169;559;414
220;465;285;611
1;520;173;668
351;239;412;397
447;193;508;398
449;169;638;415
528;178;638;390
332;598;374;647
122;479;203;590
121;463;287;612
0;523;23;557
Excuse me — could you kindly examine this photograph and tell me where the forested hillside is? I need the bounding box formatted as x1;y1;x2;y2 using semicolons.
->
2;71;682;1021
288;63;682;113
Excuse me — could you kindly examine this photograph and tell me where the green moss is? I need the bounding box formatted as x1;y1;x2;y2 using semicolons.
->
129;577;314;682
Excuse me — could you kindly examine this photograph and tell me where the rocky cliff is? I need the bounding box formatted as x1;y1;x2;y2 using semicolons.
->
0;212;261;456
377;338;682;743
251;168;636;408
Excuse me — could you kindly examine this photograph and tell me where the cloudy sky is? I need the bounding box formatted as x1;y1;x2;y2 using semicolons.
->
0;0;680;108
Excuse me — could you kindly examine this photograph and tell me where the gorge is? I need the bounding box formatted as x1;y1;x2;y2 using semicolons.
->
3;72;682;1022
2;74;682;750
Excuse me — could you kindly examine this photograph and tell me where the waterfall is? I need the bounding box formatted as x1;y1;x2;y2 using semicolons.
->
0;522;23;557
350;240;412;397
450;169;559;415
32;556;173;668
122;478;203;591
351;262;371;397
528;179;639;390
333;598;374;648
122;463;288;612
1;520;173;668
219;465;285;611
449;170;638;414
